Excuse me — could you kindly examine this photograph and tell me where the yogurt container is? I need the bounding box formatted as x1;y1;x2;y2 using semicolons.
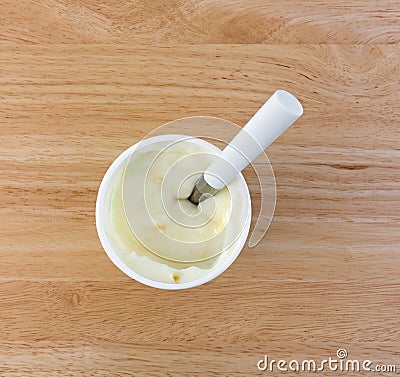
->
96;134;251;289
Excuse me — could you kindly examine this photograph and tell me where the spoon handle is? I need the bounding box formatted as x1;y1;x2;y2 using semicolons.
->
204;90;303;190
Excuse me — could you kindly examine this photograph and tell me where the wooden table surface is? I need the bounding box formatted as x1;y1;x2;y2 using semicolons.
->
1;1;399;376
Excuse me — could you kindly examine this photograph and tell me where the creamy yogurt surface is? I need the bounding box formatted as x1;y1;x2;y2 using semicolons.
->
104;138;247;284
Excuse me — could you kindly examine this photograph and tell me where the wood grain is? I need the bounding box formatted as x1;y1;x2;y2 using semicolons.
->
0;13;400;377
1;0;400;44
1;43;399;376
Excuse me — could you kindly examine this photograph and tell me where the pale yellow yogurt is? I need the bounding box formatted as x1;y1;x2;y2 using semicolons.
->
105;139;245;284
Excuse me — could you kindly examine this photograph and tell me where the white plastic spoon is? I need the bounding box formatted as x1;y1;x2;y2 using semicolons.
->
188;90;303;204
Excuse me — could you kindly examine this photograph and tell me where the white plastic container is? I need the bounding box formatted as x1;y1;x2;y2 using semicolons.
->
96;134;251;290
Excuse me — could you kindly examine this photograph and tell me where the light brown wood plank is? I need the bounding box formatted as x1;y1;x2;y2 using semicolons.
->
1;0;400;44
0;45;399;150
0;280;399;343
0;340;396;377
